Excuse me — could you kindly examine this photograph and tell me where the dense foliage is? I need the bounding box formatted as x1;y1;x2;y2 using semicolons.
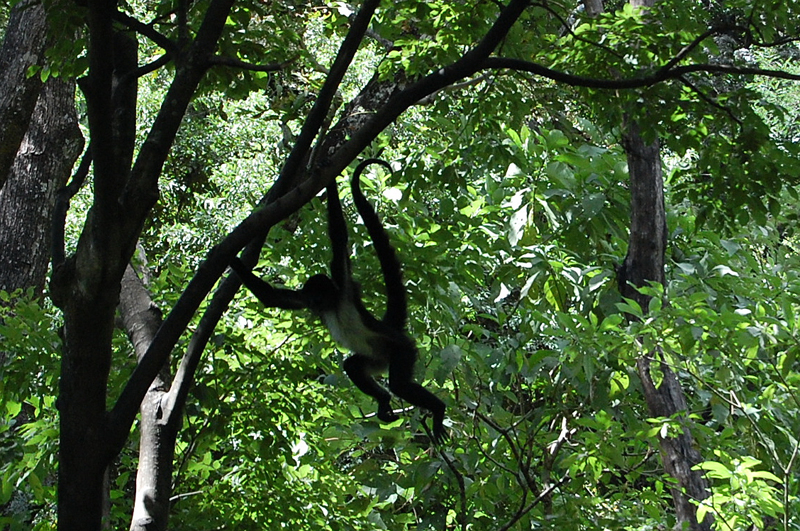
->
2;0;800;529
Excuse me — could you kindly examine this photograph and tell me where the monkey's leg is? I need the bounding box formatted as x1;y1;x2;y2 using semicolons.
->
387;353;447;443
343;354;398;422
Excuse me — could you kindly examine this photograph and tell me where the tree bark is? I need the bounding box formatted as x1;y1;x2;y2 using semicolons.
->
0;4;80;525
618;123;666;306
637;353;712;527
582;0;603;17
0;0;47;189
119;263;175;531
619;122;712;531
0;77;82;294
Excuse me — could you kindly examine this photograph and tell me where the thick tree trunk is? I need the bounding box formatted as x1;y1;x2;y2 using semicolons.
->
0;78;82;294
618;123;666;305
620;122;712;531
56;23;140;530
0;4;81;525
58;303;117;529
0;74;80;531
0;0;47;188
52;3;238;527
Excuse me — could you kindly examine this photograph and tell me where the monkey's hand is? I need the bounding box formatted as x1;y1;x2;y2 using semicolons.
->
431;414;448;445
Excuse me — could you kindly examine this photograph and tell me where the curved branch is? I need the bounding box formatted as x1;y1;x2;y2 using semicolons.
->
107;160;324;447
752;34;800;47
678;75;742;126
162;268;240;428
482;56;800;90
331;0;533;166
537;0;625;61
52;144;92;268
497;475;571;531
112;54;173;92
132;54;171;79
482;56;659;88
672;63;800;81
112;9;179;57
416;73;493;105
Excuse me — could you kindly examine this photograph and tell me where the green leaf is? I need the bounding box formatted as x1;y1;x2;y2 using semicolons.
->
694;461;732;479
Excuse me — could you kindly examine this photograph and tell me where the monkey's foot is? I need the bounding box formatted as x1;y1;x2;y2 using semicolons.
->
377;404;399;423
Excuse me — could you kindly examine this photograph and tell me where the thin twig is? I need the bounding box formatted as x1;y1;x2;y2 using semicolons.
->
678;75;742;126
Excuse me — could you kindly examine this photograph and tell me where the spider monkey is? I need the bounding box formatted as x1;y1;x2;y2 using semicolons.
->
230;160;447;443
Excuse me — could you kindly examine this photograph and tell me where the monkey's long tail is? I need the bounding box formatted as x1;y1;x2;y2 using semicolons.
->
351;159;408;330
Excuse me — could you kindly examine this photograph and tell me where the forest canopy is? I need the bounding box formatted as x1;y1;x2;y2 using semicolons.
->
1;0;800;529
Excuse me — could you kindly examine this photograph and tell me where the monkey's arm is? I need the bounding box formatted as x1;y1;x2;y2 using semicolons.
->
229;257;307;310
325;179;352;290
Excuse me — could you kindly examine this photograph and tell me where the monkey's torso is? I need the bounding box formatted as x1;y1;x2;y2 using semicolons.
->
318;290;418;370
320;299;387;361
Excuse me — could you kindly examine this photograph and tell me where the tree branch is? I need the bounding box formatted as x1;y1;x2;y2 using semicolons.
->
655;25;731;75
162;270;240;429
538;0;625;61
482;56;800;89
271;0;385;201
208;55;293;73
120;0;235;236
672;62;800;81
497;475;571;531
328;0;533;167
130;54;171;80
112;9;179;57
51;144;91;269
678;75;741;126
159;0;387;441
105;0;238;452
84;0;116;212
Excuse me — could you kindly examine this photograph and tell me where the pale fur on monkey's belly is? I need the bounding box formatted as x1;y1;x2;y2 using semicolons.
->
321;303;386;363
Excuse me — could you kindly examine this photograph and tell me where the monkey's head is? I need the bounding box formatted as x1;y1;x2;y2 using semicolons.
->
302;274;339;313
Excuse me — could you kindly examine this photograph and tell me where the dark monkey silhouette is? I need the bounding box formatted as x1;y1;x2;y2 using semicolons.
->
230;160;447;443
